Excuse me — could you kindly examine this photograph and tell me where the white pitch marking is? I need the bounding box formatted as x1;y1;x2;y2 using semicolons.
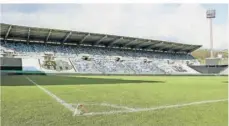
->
70;103;136;111
74;99;228;116
25;76;75;112
100;103;136;111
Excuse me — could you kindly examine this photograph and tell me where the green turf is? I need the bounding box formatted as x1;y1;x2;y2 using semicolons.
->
1;75;228;126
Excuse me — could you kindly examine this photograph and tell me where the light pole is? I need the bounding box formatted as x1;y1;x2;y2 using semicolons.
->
206;9;216;58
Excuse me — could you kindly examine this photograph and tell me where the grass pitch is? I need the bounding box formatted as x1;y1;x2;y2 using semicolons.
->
1;75;228;126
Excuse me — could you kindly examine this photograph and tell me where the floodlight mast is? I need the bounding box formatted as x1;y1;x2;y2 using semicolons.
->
206;9;216;58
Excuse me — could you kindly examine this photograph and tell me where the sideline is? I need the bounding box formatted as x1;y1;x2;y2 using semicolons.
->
25;76;75;112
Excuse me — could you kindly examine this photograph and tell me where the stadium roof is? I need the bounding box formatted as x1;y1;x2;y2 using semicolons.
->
0;23;202;53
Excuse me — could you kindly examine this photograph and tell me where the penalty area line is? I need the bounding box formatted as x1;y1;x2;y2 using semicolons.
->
75;99;228;116
25;76;75;112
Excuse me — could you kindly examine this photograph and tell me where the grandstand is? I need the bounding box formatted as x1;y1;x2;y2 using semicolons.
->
0;23;228;75
0;23;207;75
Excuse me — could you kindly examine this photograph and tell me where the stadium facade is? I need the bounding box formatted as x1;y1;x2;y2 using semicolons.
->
0;23;227;75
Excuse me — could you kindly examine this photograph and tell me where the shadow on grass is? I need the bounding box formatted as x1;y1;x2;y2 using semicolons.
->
1;75;165;86
222;81;228;83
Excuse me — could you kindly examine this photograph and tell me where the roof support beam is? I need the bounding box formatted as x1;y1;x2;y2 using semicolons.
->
94;35;107;45
123;39;138;47
27;28;31;44
135;40;151;48
158;44;174;50
134;43;142;48
189;46;200;52
168;44;185;52
5;25;12;40
151;42;165;49
145;41;163;49
108;37;123;46
45;30;52;44
79;33;90;44
179;45;199;53
62;32;72;44
181;45;194;51
171;44;185;51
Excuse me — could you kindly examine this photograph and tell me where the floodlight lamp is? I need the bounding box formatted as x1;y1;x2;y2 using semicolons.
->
206;10;216;18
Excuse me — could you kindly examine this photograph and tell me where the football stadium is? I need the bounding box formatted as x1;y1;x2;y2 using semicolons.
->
0;23;228;126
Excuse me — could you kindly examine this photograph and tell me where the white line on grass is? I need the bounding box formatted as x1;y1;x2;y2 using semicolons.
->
75;99;228;116
25;76;75;112
70;103;136;111
99;103;136;111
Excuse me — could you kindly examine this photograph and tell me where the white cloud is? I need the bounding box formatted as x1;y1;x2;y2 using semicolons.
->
1;4;228;49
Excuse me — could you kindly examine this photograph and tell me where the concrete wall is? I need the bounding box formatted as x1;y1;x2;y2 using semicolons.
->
189;65;228;74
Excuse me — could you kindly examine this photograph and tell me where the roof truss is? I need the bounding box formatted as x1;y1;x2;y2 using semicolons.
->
135;40;152;48
94;35;107;45
27;28;30;42
167;44;185;52
62;32;72;44
122;39;138;47
189;46;200;52
147;42;164;50
144;41;161;49
158;43;175;50
45;30;52;43
180;45;194;51
5;25;12;40
79;33;90;44
108;37;123;46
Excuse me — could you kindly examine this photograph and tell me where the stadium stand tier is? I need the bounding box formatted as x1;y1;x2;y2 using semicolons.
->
0;23;227;75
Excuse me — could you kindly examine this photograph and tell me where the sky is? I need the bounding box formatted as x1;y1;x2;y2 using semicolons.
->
1;4;228;50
